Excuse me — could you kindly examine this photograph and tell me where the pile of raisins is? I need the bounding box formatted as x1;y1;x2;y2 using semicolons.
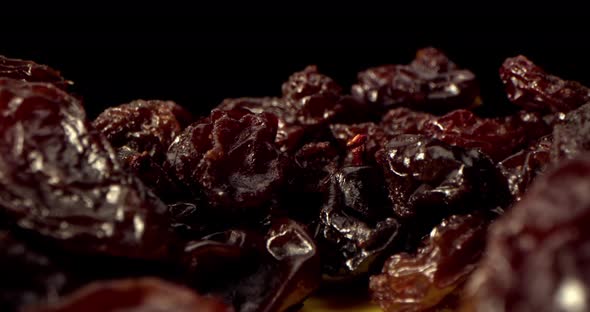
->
1;47;590;312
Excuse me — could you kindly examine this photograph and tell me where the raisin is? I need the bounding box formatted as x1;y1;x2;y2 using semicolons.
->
93;99;193;164
422;109;550;162
498;135;552;202
183;219;320;312
31;278;232;312
330;122;388;164
352;47;480;114
283;141;340;223
370;214;488;312
500;55;590;113
0;55;70;88
552;102;590;161
0;230;69;311
462;157;590;312
375;134;508;220
380;107;433;135
217;97;306;153
0;78;171;259
165;108;286;223
93;100;193;200
313;166;400;279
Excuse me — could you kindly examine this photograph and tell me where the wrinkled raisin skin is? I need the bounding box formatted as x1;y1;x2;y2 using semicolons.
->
376;134;508;220
352;47;480;114
31;278;233;312
0;78;170;259
183;219;320;312
371;214;488;312
552;102;590;161
165;108;286;222
500;55;590;113
422;109;550;162
462;157;590;312
499;135;552;202
0;55;70;88
314;166;400;280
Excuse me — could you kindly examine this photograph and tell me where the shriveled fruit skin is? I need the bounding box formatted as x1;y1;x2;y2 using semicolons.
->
165;108;286;223
498;135;552;202
552;102;590;161
29;278;233;312
93;100;193;200
0;55;70;88
93;99;193;164
370;214;488;312
0;78;171;259
182;218;320;312
462;157;590;312
376;134;508;220
500;55;590;113
352;47;480;114
422;109;550;162
313;165;400;280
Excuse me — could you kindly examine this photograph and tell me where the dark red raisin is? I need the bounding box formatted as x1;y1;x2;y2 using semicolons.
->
183;218;320;312
422;109;550;162
500;55;590;113
165;109;286;221
0;78;171;259
552;102;590;161
370;214;488;312
314;166;400;279
0;55;70;88
462;157;590;312
375;134;508;220
352;47;480;114
498;135;552;202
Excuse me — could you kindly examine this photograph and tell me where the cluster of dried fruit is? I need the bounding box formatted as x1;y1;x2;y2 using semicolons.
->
1;47;590;312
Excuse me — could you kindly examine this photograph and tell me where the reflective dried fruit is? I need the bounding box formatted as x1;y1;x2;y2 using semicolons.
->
422;109;550;162
352;47;480;114
314;166;400;279
376;134;508;220
500;55;590;113
370;214;488;312
499;135;552;202
462;157;590;312
93;99;193;164
0;79;171;259
165;108;286;221
183;218;320;312
31;278;233;312
552;102;590;161
0;55;70;88
93;100;193;200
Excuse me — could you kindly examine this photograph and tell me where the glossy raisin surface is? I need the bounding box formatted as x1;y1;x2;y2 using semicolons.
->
93;99;193;164
0;79;171;259
552;102;590;161
31;278;233;312
314;165;400;279
499;135;552;202
370;214;488;312
500;55;590;113
165;108;286;222
0;55;70;88
422;109;550;162
352;47;480;114
462;158;590;312
376;134;508;220
183;218;320;312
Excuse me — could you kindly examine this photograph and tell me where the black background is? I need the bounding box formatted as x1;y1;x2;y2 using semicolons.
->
1;8;589;118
